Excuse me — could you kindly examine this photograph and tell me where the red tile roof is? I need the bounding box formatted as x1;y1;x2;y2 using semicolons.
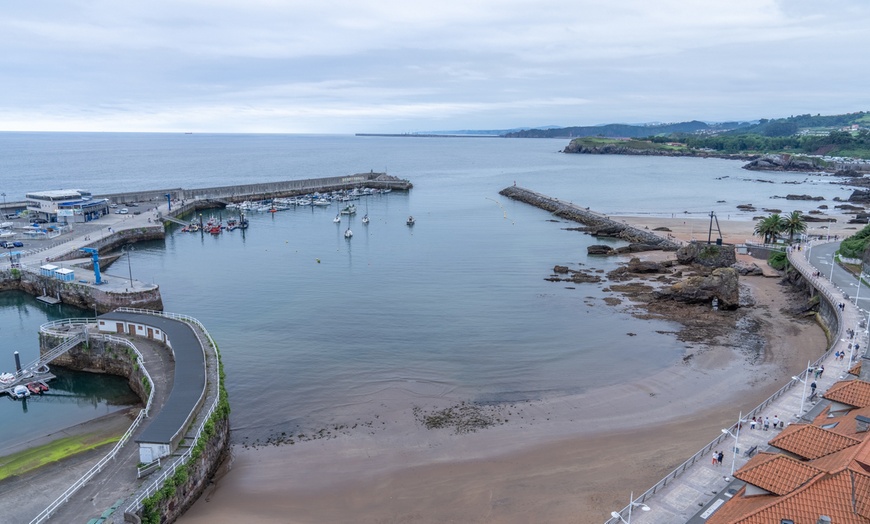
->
734;452;823;495
825;380;870;408
769;423;861;459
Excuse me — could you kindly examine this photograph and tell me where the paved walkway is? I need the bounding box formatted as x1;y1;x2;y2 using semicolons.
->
610;241;864;523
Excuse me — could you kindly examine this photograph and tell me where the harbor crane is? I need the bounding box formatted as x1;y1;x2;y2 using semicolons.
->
79;247;103;285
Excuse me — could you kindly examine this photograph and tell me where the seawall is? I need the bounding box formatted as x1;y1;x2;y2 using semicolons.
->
498;186;681;249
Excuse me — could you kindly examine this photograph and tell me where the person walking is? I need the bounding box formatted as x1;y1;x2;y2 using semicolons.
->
717;450;724;466
811;381;817;395
819;365;825;378
764;417;770;431
712;452;719;466
772;415;780;428
750;417;757;430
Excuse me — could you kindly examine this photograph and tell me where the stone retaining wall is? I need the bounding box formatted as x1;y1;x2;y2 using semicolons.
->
498;186;681;249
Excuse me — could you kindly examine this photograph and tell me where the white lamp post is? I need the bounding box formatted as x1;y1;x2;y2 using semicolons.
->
721;411;743;478
609;491;650;523
792;360;812;418
830;252;836;281
122;245;135;288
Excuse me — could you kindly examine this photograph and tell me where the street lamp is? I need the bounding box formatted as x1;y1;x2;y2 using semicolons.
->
123;245;135;289
792;360;812;418
1;192;6;213
721;411;743;478
609;492;650;523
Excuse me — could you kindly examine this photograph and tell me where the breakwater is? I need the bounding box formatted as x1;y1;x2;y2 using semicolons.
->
95;171;411;207
498;186;681;249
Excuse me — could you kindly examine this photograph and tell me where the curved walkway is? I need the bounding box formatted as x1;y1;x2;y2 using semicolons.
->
610;241;864;523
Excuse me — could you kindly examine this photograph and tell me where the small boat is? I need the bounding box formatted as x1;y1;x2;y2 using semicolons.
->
340;204;357;215
406;216;415;226
38;382;49;392
0;372;15;385
11;385;30;399
344;228;353;239
27;382;42;395
333;214;341;223
362;214;370;225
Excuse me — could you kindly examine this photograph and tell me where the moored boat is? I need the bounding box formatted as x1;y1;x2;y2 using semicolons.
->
406;215;415;226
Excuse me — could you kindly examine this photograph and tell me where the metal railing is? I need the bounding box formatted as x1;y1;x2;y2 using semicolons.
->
118;309;222;517
29;334;155;524
606;243;844;523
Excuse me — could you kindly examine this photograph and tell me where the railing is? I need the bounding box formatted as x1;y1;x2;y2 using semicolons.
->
118;308;222;517
606;243;844;523
29;334;155;524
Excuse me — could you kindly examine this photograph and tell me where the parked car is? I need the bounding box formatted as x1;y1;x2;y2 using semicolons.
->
33;218;48;224
119;208;129;214
12;241;24;247
0;241;13;248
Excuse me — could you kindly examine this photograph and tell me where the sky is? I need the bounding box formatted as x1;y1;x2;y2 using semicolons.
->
2;0;869;134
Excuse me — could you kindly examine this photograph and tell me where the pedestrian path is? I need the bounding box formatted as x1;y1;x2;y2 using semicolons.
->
609;241;862;523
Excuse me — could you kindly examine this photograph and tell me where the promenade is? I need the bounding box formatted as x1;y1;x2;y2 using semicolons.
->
609;240;864;523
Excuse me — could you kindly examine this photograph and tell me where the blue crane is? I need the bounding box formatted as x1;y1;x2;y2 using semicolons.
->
79;247;103;285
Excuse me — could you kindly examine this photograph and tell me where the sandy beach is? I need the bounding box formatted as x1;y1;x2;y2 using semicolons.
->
179;216;839;524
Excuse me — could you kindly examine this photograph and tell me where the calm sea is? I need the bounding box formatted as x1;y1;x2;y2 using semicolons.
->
0;133;851;443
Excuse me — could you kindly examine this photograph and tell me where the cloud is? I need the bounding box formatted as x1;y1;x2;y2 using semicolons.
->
0;0;868;132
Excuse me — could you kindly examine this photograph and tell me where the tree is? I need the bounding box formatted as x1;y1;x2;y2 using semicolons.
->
754;214;784;244
782;211;807;242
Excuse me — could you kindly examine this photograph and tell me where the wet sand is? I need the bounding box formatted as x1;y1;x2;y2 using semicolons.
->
180;216;831;524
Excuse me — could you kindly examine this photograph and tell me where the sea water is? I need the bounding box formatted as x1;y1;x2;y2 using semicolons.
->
0;133;851;442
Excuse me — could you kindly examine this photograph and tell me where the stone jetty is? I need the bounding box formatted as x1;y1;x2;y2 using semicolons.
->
498;186;681;250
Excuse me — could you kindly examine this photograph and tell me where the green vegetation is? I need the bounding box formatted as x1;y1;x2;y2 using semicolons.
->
539;112;870;159
768;251;788;270
839;224;870;259
0;433;121;481
753;211;807;245
783;211;808;242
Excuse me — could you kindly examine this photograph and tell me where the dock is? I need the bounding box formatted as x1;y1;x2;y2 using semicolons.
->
36;295;61;305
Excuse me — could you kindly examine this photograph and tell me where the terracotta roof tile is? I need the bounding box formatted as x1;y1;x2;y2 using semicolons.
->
850;360;862;376
769;423;862;459
735;452;823;495
708;468;870;524
825;380;870;408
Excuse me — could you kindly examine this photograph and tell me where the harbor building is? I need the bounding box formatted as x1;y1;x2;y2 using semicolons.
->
26;189;109;223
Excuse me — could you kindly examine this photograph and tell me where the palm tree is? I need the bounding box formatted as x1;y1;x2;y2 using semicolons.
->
782;210;807;243
754;213;784;244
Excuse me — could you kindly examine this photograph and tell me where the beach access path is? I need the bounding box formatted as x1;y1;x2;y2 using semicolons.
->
0;335;175;524
614;240;863;524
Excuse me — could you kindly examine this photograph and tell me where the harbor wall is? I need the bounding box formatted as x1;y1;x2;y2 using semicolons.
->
499;186;681;249
51;225;166;262
0;269;163;313
40;332;152;403
96;172;411;207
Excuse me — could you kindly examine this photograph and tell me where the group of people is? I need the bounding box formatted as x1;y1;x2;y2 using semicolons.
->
711;450;725;466
749;415;784;431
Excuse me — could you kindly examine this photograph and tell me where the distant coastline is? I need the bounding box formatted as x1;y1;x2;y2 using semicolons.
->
355;133;500;138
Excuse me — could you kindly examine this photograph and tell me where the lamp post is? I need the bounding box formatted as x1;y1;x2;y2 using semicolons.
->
609;492;650;523
123;246;135;289
792;360;812;418
1;192;6;214
856;271;864;308
721;411;743;478
830;252;836;281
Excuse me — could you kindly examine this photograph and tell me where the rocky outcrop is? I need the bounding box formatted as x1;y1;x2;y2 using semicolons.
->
561;142;756;161
732;261;764;276
654;267;740;309
675;242;737;268
743;154;826;172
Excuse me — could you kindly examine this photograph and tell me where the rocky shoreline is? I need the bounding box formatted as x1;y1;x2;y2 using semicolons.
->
561;142;757;162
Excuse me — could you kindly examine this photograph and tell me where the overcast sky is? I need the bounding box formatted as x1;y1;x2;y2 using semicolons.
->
2;0;868;134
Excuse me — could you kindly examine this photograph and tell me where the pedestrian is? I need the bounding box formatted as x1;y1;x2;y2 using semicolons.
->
712;452;719;466
811;381;817;395
819;365;824;378
772;415;780;428
717;451;724;466
856;344;861;354
764;417;770;431
750;417;757;430
841;352;846;361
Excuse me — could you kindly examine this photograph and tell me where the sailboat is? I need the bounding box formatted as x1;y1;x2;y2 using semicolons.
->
344;226;353;238
406;215;415;226
333;213;341;223
362;199;370;225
